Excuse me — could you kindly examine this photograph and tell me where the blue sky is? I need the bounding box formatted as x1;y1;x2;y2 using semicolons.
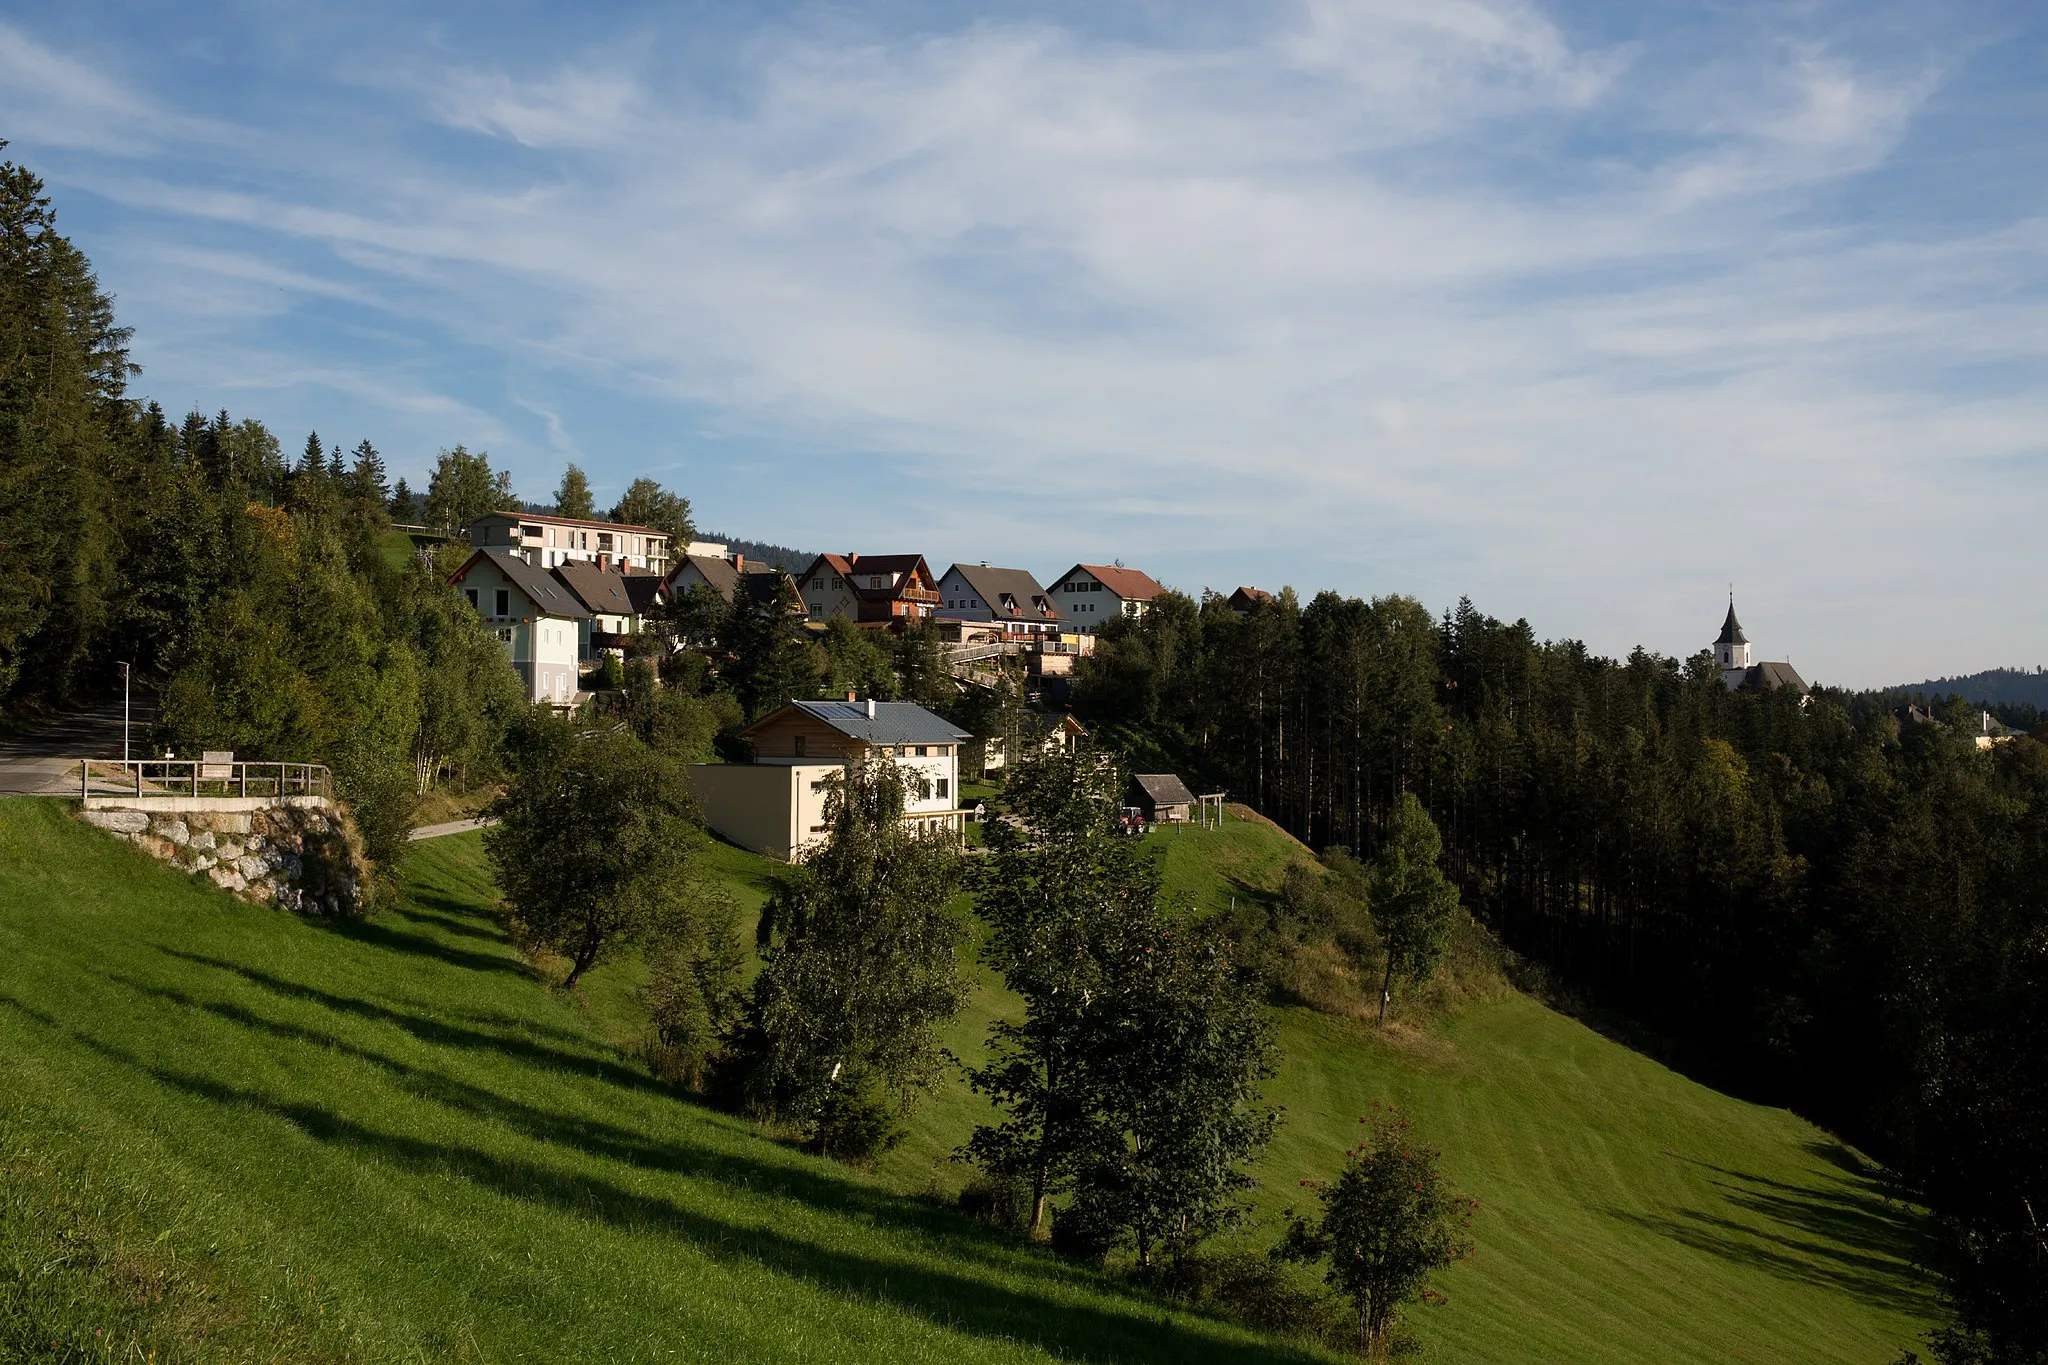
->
4;0;2045;686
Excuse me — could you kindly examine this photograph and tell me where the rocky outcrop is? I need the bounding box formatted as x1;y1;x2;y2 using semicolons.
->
80;804;368;917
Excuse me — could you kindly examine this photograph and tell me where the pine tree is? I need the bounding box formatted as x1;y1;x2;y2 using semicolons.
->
389;477;417;522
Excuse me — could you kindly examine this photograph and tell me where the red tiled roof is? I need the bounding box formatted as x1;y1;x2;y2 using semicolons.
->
1074;564;1165;600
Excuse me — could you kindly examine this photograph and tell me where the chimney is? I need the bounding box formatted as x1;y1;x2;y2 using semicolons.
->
733;553;745;572
846;690;857;703
865;698;877;720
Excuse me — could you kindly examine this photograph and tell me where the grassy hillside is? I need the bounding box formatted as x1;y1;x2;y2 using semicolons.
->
0;798;1938;1363
0;800;1313;1364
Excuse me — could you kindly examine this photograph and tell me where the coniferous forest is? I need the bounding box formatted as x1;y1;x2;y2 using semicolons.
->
4;135;2046;1364
1072;589;2048;1361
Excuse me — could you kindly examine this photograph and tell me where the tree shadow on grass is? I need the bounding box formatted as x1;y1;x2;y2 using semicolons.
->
151;949;669;1100
307;912;534;978
386;899;508;945
1605;1150;1940;1316
56;1009;1318;1365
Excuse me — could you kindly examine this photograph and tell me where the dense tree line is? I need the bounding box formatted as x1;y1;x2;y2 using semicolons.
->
1074;588;2048;1361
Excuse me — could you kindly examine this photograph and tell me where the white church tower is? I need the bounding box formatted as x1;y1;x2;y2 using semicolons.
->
1715;596;1752;684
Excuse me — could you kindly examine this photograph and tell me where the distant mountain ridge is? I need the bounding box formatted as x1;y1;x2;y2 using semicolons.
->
1890;666;2048;710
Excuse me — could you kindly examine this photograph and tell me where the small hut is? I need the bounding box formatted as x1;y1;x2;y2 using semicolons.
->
1128;773;1197;824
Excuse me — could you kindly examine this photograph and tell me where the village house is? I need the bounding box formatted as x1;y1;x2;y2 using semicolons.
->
668;550;741;603
467;511;671;575
685;698;969;860
446;549;588;705
1227;586;1275;614
964;711;1087;777
1045;564;1166;633
794;554;941;627
936;563;1065;639
550;560;661;658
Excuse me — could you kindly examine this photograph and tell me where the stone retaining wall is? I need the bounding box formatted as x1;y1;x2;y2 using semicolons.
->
79;804;366;916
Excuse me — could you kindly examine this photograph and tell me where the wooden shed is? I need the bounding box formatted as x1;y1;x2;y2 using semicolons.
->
1128;773;1197;823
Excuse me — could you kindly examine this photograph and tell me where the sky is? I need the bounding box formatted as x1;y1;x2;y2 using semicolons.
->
3;0;2044;687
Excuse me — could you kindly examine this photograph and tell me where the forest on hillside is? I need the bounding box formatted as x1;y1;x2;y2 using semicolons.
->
1897;666;2048;715
1068;591;2048;1365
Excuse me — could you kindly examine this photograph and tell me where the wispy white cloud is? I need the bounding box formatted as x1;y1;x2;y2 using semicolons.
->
10;0;2043;682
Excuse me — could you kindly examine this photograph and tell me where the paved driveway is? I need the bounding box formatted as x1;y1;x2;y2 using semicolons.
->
0;695;156;795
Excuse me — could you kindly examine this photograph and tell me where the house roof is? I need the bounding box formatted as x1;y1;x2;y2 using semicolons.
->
799;553;935;601
747;699;970;746
622;573;667;614
449;549;590;619
1716;601;1748;647
672;553;741;602
1057;564;1166;601
552;560;638;617
1229;586;1275;609
739;568;799;609
1130;773;1198;807
943;564;1063;621
473;509;668;538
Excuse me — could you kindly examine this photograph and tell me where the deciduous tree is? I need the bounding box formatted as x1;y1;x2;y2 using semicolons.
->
1278;1105;1476;1361
485;718;708;990
554;463;594;520
740;760;965;1157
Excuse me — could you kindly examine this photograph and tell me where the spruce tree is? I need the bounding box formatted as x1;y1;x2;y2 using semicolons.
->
348;439;389;506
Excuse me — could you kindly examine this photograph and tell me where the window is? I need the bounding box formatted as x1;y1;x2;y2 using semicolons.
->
936;778;949;800
871;576;885;588
464;587;479;611
494;588;510;617
915;746;928;757
793;735;806;757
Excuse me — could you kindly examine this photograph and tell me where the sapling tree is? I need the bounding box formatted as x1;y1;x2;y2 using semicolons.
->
1370;793;1460;1023
484;716;704;990
741;759;965;1157
1278;1105;1477;1361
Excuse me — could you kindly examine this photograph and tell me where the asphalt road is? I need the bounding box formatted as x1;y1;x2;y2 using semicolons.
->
0;694;156;795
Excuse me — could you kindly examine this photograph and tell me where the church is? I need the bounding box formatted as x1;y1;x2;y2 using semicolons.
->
1714;598;1809;696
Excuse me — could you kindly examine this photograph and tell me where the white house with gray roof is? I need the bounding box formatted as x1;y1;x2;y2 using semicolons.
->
937;563;1064;637
447;548;588;705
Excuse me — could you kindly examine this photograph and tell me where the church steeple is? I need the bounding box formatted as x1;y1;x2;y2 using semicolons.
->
1715;592;1752;672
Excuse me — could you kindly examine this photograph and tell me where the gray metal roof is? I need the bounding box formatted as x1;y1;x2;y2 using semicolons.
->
469;549;591;619
1130;773;1198;806
788;699;969;745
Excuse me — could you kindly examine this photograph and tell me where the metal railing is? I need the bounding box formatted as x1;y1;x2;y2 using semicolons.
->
81;759;333;801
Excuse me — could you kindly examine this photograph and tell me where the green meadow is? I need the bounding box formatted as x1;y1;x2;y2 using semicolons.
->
0;797;1936;1363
